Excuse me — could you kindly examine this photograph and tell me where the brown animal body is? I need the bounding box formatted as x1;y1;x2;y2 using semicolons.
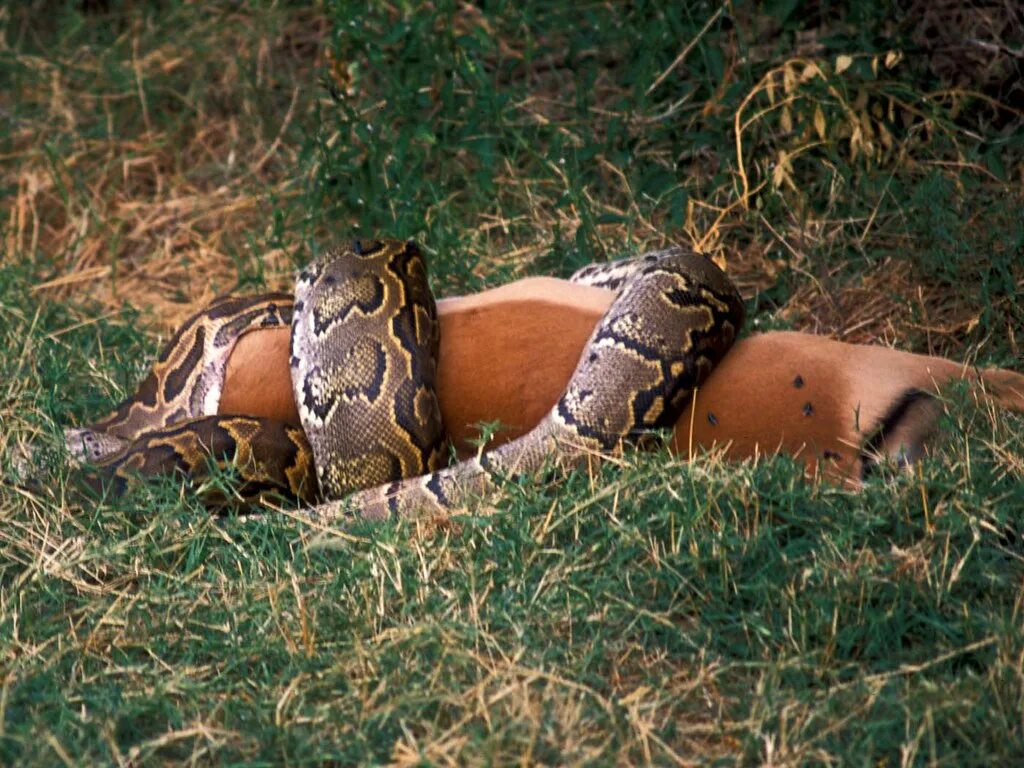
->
219;276;1024;486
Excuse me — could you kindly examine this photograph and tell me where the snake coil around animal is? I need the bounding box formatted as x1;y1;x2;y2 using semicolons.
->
66;239;745;523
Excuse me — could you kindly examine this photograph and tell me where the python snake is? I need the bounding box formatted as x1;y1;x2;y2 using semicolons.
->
68;240;744;522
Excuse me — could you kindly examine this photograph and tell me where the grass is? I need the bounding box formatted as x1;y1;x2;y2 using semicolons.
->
2;1;1023;764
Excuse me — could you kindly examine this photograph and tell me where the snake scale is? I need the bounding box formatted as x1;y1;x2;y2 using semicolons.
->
68;240;744;522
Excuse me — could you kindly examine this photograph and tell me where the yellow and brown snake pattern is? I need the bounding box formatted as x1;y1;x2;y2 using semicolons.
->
69;240;745;526
290;240;446;499
66;293;294;463
326;245;743;522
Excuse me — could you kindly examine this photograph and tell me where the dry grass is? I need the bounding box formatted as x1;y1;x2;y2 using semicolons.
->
5;3;1021;354
3;3;326;332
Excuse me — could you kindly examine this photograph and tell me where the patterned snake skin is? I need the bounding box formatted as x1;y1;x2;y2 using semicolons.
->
316;243;744;522
68;241;745;526
291;240;446;498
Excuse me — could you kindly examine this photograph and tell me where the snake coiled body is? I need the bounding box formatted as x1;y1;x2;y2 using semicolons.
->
69;241;744;524
319;245;743;521
66;293;293;463
291;240;446;498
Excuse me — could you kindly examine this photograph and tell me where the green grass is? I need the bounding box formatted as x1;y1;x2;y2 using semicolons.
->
2;1;1023;764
